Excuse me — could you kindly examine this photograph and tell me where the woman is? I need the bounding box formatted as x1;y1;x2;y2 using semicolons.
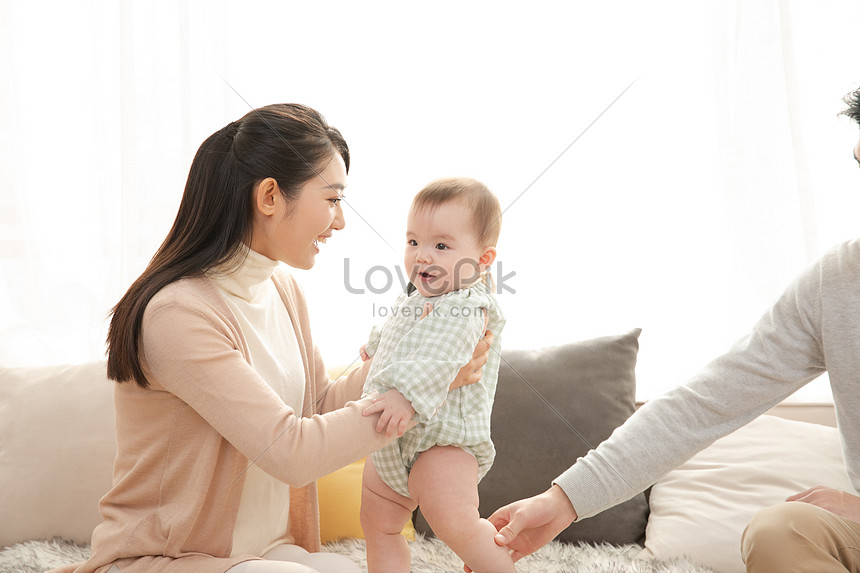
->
53;104;490;573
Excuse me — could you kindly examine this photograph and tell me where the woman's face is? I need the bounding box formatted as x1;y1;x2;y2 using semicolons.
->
250;153;347;269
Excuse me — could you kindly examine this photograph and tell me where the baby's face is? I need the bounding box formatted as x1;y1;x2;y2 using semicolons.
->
405;200;488;297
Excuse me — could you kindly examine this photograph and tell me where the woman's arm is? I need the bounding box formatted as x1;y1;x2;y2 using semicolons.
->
314;350;371;414
142;301;392;487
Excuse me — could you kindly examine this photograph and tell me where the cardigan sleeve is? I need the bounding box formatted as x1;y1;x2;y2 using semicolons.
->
141;299;392;487
313;346;370;414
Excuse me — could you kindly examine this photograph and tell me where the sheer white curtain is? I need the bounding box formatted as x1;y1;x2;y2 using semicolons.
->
0;1;233;366
1;0;858;400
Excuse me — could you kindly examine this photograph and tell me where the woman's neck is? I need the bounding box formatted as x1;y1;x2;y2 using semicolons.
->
208;247;279;302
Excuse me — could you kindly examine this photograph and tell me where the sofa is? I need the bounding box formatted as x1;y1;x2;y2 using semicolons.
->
0;329;850;573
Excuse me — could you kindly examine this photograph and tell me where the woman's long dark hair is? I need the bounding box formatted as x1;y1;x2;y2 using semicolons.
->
107;104;349;388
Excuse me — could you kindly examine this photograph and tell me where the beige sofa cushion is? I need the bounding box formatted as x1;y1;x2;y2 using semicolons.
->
641;414;853;573
0;362;115;547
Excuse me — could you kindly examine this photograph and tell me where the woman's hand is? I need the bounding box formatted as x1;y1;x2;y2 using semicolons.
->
362;389;415;437
450;330;495;391
787;486;860;523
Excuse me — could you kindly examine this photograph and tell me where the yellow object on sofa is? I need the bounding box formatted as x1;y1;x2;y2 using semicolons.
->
319;364;415;542
317;457;415;543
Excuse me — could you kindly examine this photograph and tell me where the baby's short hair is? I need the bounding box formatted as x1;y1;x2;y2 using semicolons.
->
411;177;502;247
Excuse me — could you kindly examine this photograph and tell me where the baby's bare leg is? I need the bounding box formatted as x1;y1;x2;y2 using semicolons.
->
359;457;417;573
409;446;515;573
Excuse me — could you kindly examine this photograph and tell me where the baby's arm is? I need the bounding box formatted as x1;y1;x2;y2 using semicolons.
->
362;388;416;437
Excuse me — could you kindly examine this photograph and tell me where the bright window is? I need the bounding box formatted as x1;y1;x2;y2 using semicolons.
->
2;1;858;402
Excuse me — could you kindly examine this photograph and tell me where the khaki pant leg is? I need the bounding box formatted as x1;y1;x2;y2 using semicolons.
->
742;502;860;573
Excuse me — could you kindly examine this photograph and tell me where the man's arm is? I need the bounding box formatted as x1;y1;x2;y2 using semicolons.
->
485;251;829;559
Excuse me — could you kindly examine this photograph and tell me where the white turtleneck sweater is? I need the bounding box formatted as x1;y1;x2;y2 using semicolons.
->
208;249;305;557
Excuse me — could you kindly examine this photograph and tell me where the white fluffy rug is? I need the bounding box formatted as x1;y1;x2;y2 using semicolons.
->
0;536;717;573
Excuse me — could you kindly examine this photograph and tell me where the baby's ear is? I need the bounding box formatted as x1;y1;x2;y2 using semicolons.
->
478;246;497;271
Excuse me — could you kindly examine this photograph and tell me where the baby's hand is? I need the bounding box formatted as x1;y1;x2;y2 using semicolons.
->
362;389;415;437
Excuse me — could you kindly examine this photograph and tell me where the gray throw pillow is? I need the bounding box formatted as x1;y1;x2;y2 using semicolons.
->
414;329;648;546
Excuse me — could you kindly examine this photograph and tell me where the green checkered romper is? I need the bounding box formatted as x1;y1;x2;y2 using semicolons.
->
362;282;505;498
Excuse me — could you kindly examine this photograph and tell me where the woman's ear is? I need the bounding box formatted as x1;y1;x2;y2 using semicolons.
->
253;178;280;217
478;246;497;272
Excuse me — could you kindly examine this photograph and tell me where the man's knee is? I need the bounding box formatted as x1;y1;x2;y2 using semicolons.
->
742;502;823;566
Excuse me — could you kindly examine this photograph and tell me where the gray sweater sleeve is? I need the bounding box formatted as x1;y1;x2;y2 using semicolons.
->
556;254;827;520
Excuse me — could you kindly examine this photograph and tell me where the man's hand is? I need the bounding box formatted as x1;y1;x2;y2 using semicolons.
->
787;486;860;523
450;330;495;391
486;484;578;562
362;389;415;437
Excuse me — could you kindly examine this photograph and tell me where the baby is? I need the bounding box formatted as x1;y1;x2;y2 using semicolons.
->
359;177;512;573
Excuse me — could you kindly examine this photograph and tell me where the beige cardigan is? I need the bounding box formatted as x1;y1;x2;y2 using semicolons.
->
53;271;390;573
